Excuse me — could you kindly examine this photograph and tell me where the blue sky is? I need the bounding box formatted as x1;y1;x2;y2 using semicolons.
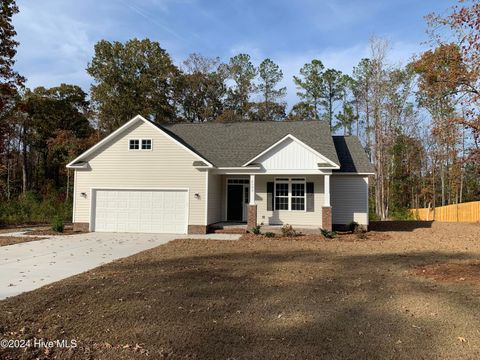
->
13;0;453;106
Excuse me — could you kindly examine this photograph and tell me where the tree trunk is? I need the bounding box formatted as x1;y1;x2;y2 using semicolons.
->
66;169;70;202
21;122;28;194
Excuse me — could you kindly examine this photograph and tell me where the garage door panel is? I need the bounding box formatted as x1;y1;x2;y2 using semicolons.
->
93;189;188;234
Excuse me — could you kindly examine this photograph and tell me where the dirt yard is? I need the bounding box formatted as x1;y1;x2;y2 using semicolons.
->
1;221;480;359
0;236;47;247
24;225;86;236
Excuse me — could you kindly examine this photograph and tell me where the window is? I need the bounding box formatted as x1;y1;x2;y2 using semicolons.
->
274;178;306;211
129;139;152;151
129;139;139;150
141;139;152;150
291;182;305;210
275;181;289;210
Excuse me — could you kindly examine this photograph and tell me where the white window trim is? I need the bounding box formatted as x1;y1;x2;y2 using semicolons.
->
274;177;306;212
141;138;153;150
128;138;153;151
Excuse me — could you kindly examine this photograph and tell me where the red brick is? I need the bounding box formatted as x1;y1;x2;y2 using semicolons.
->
322;207;332;231
247;205;257;230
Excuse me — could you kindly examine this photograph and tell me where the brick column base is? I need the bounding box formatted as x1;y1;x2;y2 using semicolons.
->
322;207;332;231
247;205;257;231
73;222;89;232
188;225;208;234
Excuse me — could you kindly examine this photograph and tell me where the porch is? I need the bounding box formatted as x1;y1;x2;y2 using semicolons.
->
207;173;332;231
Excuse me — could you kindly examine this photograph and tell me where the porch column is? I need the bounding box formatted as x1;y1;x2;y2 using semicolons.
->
249;174;255;205
247;174;257;230
323;174;330;207
322;174;332;231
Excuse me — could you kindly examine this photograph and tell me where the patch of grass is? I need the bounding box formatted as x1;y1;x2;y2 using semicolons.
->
264;232;275;238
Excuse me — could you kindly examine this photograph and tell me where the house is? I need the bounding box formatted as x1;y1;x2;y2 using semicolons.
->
66;115;374;234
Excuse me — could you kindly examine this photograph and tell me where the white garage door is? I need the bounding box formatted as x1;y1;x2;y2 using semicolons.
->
92;189;188;233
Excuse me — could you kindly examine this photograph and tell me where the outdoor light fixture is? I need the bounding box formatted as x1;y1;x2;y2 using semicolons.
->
194;193;200;199
81;192;87;198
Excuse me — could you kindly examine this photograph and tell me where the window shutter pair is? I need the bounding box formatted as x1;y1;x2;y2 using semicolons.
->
266;182;314;212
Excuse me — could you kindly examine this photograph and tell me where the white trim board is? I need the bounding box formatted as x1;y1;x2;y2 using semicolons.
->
67;115;213;168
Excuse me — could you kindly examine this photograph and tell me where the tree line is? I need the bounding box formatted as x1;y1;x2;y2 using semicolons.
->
0;0;479;224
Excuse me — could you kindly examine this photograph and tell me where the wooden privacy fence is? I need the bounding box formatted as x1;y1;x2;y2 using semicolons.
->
411;201;480;222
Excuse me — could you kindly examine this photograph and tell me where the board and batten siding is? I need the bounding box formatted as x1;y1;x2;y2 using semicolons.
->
256;137;331;170
331;175;368;225
255;175;325;226
73;120;206;226
207;173;223;224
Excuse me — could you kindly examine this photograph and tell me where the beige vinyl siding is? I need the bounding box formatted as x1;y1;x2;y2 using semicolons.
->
74;120;206;225
331;175;368;225
256;175;324;226
207;173;223;224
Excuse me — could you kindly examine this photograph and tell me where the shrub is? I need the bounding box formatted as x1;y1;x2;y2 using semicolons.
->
320;228;337;239
281;224;299;237
355;230;368;240
0;191;72;226
389;207;415;220
51;215;65;232
347;221;359;233
251;225;261;235
265;232;275;238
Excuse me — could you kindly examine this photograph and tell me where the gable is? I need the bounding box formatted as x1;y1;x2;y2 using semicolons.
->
86;120;187;162
255;136;338;170
67;115;212;168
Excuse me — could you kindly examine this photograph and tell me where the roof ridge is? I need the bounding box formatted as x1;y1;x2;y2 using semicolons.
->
163;120;330;126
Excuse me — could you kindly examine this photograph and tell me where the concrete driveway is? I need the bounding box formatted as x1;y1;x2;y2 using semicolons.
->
0;232;240;300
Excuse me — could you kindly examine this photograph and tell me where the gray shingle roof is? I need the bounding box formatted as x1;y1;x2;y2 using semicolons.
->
155;120;373;173
332;136;375;173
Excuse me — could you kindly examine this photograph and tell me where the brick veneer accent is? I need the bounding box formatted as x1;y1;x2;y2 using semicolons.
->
322;207;332;231
73;222;89;232
247;205;257;231
188;225;208;234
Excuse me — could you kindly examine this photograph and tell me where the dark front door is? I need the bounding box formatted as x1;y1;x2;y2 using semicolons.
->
227;184;243;221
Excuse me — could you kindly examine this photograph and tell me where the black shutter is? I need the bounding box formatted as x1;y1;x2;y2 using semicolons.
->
267;182;274;211
306;182;314;212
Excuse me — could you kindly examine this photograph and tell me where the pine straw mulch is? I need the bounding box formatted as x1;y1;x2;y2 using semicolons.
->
240;231;392;242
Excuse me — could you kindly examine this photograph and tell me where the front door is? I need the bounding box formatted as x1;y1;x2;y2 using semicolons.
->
227;184;244;221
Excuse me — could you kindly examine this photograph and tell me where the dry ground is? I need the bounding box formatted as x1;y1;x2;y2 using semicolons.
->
0;236;47;247
1;222;480;359
24;225;86;236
